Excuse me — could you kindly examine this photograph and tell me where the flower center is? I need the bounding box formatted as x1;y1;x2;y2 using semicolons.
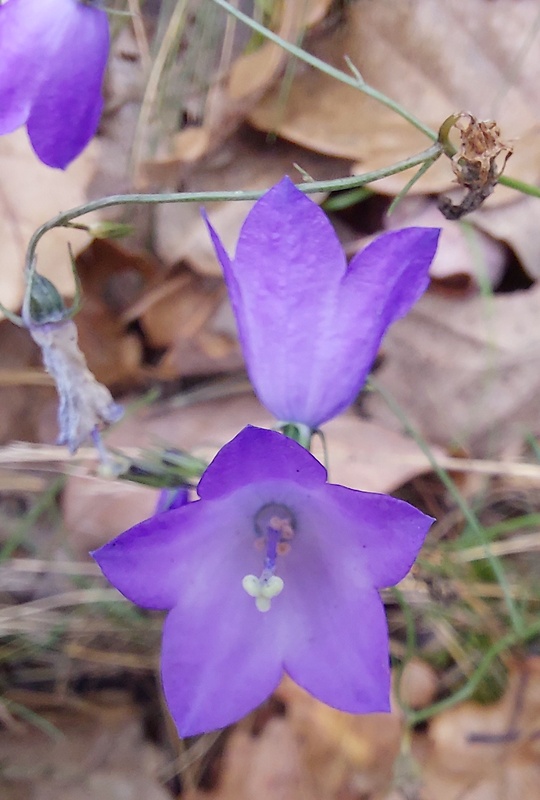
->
242;503;296;613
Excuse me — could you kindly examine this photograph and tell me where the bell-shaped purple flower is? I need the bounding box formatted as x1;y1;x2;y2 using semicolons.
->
0;0;110;168
93;426;433;737
204;178;439;429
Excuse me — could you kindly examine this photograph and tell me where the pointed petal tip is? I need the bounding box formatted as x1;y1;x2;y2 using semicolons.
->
197;425;327;500
415;225;441;249
401;225;442;257
265;175;308;203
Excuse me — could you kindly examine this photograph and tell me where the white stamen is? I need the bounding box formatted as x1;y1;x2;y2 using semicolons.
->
242;573;284;612
255;596;272;613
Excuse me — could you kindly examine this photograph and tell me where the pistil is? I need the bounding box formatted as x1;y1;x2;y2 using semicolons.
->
242;506;296;612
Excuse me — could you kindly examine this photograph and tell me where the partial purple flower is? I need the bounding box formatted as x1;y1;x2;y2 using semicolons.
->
0;0;110;168
93;426;434;737
204;178;440;429
155;487;190;515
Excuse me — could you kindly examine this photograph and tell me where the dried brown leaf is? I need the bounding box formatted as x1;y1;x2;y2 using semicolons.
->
366;284;540;456
185;718;319;800
275;677;402;800
385;198;507;293
421;658;540;800
0;693;169;800
155;128;350;276
75;239;162;386
471;194;540;281
249;0;540;197
0;321;54;445
62;475;157;556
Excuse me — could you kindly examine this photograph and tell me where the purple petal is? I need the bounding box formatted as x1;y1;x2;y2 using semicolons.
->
0;0;109;168
93;424;433;732
284;587;391;713
0;0;57;134
95;462;297;735
275;489;390;710
155;487;190;514
92;445;314;605
323;484;434;588
205;178;347;425
275;484;432;711
202;209;242;315
92;501;209;610
27;2;109;168
197;426;327;500
312;227;439;423
162;595;283;736
92;494;263;611
205;178;439;427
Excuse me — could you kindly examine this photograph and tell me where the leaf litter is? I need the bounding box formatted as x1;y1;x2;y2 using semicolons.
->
1;1;540;798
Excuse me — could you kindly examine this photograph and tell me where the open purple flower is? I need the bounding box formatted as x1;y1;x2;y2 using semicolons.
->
0;0;110;168
93;426;434;737
204;178;439;429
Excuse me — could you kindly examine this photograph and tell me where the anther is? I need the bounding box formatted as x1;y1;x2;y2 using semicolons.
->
242;574;284;612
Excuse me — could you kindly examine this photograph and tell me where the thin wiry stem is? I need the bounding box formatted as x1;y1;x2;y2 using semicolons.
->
370;377;526;638
23;144;441;277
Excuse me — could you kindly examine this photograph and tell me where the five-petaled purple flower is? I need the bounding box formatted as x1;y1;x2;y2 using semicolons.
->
93;426;434;737
204;178;440;429
0;0;110;168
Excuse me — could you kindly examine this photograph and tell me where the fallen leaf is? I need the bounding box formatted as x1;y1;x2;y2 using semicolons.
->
365;283;540;456
394;658;439;712
0;692;169;800
155;128;350;276
75;238;161;386
276;677;402;800
185;718;319;800
0;320;55;445
154;0;336;172
420;658;540;800
248;0;540;198
384;197;508;293
470;194;540;281
62;475;157;556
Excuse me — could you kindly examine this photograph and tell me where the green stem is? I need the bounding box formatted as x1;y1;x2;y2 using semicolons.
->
405;617;540;725
498;174;540;198
24;144;441;275
0;477;64;562
370;378;526;638
391;586;418;712
208;0;437;141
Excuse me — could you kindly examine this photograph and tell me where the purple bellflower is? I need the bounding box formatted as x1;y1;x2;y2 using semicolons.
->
204;178;440;430
93;426;434;737
0;0;110;168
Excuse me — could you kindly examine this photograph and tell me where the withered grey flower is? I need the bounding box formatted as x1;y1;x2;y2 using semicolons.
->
21;272;122;453
29;318;122;453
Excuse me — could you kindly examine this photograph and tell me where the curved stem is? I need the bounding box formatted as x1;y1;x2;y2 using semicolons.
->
24;144;441;274
405;617;540;725
370;378;526;638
